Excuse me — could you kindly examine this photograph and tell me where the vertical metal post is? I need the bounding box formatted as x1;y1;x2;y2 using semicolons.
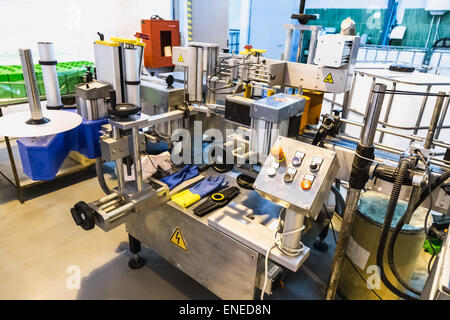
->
340;72;358;132
425;15;435;49
283;28;293;61
325;83;386;300
113;127;125;191
424;92;445;149
296;30;305;63
281;209;305;250
307;29;319;64
435;90;450;139
330;93;337;113
378;81;397;143
435;52;443;75
132;126;143;192
196;46;203;102
413;84;432;135
432;16;441;47
0;107;24;203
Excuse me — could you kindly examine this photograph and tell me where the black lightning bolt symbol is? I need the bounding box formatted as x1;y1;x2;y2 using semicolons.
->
175;231;181;244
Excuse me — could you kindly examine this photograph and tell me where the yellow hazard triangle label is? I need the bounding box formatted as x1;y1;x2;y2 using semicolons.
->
169;227;188;252
323;73;334;83
178;54;184;62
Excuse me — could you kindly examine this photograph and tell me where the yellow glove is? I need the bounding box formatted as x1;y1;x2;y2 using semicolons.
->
171;189;201;208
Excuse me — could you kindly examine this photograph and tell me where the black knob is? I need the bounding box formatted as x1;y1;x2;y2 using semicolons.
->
70;201;95;230
86;71;93;83
97;32;104;41
310;162;319;172
165;74;174;87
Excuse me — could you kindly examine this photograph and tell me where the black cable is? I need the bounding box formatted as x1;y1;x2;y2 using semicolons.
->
376;158;419;300
424;167;436;274
330;185;345;218
387;165;450;296
323;204;337;245
428;255;437;274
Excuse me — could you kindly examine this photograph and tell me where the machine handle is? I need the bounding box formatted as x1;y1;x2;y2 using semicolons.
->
299;0;306;14
109;90;117;110
97;32;104;41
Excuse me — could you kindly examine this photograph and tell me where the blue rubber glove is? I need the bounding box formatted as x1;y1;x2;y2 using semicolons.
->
190;176;228;198
171;176;228;208
159;165;199;190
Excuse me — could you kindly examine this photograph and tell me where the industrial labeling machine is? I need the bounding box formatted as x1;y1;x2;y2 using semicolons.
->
1;2;449;300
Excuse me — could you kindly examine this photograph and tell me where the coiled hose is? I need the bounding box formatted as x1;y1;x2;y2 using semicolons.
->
95;158;112;195
375;158;417;300
387;168;450;297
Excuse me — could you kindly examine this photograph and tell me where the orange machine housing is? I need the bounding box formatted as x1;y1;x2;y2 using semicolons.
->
141;19;180;69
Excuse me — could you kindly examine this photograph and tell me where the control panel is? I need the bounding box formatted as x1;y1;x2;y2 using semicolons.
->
253;136;339;219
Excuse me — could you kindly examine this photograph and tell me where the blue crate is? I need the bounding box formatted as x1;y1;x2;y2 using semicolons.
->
17;116;107;180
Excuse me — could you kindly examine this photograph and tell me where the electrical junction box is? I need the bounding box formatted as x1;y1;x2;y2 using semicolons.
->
314;34;353;68
141;19;180;69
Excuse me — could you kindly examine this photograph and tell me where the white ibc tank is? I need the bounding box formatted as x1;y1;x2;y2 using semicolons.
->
323;68;450;155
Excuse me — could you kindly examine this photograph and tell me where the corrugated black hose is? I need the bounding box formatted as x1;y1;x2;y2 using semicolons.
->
387;168;450;296
375;158;419;300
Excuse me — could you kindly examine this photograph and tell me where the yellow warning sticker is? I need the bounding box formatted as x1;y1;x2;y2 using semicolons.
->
169;227;188;252
178;54;184;63
323;73;334;83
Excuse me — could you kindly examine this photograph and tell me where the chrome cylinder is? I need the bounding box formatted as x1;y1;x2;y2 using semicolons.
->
37;42;63;108
124;47;140;106
424;91;445;149
307;30;319;64
360;83;386;147
281;209;304;250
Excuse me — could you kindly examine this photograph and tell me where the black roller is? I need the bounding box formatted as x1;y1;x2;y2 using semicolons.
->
389;64;415;73
107;89;140;118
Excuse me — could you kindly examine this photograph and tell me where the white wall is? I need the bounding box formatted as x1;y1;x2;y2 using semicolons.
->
228;0;241;29
0;0;172;65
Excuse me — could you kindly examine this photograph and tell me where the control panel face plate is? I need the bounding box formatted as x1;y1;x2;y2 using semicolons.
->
253;136;339;219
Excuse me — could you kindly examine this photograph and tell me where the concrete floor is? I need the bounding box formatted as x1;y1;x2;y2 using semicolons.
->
0;141;429;300
0;142;337;300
